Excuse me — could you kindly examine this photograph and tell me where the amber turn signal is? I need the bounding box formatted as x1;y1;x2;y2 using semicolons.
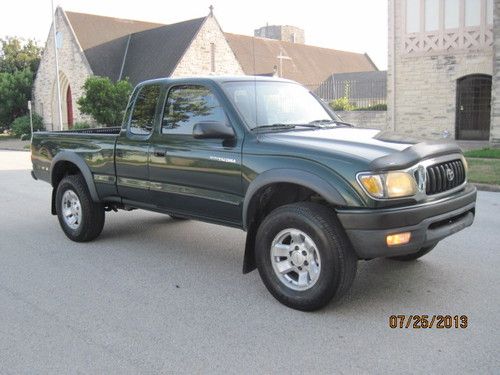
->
386;232;411;246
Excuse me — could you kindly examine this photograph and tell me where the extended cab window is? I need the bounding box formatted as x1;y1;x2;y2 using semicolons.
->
129;84;161;135
161;85;227;135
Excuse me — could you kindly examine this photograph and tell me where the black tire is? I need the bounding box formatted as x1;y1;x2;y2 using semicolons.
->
56;174;105;242
388;244;437;261
255;202;357;311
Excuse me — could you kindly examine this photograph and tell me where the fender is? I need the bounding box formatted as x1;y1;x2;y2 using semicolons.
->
242;168;347;230
50;151;100;202
241;168;348;274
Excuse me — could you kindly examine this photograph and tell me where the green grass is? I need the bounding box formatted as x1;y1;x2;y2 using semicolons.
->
464;148;500;159
466;158;500;185
0;134;16;140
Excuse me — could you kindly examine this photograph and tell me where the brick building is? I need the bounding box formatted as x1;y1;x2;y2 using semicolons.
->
388;0;499;146
33;7;377;130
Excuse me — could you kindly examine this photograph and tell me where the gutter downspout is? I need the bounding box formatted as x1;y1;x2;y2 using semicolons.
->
118;34;131;81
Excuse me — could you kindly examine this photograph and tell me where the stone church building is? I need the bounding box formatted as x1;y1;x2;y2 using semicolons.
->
387;0;500;146
34;7;377;130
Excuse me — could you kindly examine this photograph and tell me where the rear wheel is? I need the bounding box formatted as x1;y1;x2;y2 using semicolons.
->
255;202;357;311
56;174;105;242
388;244;437;261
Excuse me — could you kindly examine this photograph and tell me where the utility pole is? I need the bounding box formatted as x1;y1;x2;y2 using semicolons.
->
52;0;63;131
28;100;33;142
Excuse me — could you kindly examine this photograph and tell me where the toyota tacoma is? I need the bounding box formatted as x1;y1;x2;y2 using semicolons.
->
31;76;476;310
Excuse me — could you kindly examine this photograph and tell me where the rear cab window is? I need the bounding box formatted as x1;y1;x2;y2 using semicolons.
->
129;84;162;136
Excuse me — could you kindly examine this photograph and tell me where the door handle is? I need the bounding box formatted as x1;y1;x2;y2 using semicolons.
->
154;148;167;157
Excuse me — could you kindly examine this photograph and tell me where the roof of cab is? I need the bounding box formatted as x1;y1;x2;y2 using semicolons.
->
137;75;297;87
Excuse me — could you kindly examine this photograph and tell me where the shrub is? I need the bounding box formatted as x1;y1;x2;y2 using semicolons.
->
77;76;132;127
354;103;387;111
330;97;355;111
72;122;91;130
10;113;44;137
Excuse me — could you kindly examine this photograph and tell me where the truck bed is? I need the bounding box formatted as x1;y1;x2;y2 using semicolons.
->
31;127;121;186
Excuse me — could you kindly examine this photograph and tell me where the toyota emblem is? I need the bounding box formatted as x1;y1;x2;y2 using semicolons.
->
446;167;455;181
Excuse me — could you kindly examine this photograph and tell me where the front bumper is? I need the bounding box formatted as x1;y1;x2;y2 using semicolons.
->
336;184;476;259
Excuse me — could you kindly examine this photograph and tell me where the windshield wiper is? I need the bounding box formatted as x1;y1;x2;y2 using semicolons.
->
309;119;353;127
251;123;322;131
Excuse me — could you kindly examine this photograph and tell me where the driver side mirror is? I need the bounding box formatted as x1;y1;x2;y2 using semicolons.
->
193;121;235;140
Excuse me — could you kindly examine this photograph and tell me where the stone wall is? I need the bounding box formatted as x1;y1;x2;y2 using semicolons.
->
491;0;500;147
337;111;387;130
32;8;94;130
173;16;244;77
388;0;493;140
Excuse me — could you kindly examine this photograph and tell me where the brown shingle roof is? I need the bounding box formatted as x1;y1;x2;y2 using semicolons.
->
63;9;378;87
65;11;208;84
121;17;207;84
65;11;164;80
224;33;378;86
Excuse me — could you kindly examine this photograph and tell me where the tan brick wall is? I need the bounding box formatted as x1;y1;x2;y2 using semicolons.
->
337;111;387;130
33;8;94;130
173;16;244;77
388;0;493;140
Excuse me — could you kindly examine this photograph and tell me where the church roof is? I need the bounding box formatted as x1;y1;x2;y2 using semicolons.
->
224;33;378;86
62;9;378;86
65;11;206;83
121;18;206;83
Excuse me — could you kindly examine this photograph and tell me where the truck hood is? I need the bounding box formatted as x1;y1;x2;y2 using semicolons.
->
257;127;462;170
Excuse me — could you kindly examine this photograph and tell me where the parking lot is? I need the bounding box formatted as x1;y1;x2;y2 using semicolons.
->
0;150;499;373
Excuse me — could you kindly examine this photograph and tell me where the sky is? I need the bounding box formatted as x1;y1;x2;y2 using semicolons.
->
0;0;388;70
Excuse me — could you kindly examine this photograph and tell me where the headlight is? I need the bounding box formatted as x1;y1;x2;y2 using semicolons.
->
358;171;417;199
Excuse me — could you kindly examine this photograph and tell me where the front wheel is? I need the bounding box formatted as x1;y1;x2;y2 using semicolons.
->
255;202;357;311
56;174;105;242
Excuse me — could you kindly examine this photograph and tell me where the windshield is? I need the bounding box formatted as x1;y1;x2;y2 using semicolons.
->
222;81;339;129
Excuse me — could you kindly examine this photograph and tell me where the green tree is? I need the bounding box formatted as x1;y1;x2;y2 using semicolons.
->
77;76;132;126
0;37;42;129
0;37;42;74
0;69;34;128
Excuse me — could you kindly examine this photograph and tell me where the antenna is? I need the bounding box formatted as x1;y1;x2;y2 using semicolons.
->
252;35;258;126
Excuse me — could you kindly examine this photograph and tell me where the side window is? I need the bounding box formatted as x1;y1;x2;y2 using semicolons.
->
161;85;227;135
129;84;161;135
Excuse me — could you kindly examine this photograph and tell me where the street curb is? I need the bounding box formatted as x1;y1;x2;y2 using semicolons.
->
0;147;29;151
473;183;500;192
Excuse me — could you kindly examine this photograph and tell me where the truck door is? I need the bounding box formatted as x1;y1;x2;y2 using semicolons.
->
148;83;243;226
115;83;162;205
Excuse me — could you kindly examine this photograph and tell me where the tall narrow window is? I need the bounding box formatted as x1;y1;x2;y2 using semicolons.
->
465;0;481;26
445;0;460;29
487;0;493;25
425;0;440;31
210;43;215;73
406;0;421;33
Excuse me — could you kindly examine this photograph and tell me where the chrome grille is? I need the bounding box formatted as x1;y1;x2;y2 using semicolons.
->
426;159;465;195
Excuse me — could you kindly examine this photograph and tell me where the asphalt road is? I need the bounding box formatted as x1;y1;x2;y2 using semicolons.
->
0;150;499;374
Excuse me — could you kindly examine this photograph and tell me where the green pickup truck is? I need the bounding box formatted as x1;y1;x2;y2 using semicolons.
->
31;76;476;311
